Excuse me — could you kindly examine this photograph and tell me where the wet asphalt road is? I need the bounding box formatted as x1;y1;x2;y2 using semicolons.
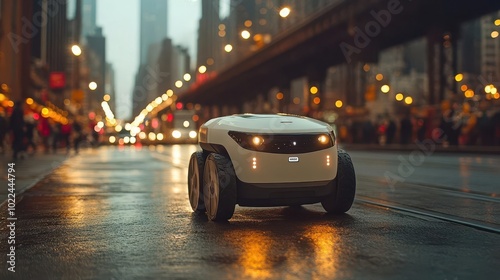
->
0;145;499;279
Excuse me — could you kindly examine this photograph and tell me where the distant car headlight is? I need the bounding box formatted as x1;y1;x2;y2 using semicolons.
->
189;131;197;139
172;130;181;139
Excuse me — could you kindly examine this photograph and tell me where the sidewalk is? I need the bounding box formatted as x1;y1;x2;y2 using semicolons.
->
0;150;73;204
340;143;500;154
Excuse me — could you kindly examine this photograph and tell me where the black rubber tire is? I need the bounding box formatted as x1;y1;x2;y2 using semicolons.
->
203;153;237;221
321;149;356;214
188;151;206;213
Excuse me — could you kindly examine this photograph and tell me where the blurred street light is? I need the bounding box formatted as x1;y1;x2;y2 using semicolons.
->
89;81;97;91
335;100;343;108
224;44;233;53
455;73;463;82
464;89;475;98
395;93;404;101
495;19;500;26
310;86;318;94
71;45;82;56
198;65;207;74
103;94;110;101
241;30;251;39
183;73;191;81
279;7;291;18
404;96;413;105
175;80;183;88
375;73;384;81
491;31;499;39
381;85;390;93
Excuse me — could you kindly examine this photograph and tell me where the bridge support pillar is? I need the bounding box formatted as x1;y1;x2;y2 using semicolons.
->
307;66;328;117
426;27;459;105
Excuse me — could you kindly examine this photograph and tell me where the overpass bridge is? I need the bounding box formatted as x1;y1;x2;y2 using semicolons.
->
178;0;500;112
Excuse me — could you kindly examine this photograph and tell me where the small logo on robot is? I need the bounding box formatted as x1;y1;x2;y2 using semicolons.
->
288;156;299;163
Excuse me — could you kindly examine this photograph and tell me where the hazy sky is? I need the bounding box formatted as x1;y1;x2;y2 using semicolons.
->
96;0;201;119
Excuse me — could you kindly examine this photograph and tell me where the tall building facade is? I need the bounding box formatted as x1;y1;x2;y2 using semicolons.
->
0;1;34;103
480;11;500;83
86;27;106;112
132;37;191;118
140;0;168;64
81;0;97;43
197;0;220;70
105;63;116;113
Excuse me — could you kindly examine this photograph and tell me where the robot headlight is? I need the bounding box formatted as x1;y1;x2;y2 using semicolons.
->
318;135;329;144
228;131;334;154
252;136;264;146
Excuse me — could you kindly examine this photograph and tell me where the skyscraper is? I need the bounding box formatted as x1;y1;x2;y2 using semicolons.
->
81;0;97;43
197;0;220;69
140;0;168;64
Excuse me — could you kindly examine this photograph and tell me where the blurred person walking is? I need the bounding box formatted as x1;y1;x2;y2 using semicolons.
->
24;113;37;154
458;102;477;146
439;100;461;146
51;122;61;153
0;110;7;153
476;101;494;146
61;121;72;153
9;101;26;160
386;118;396;145
38;116;52;153
400;113;413;145
72;120;83;154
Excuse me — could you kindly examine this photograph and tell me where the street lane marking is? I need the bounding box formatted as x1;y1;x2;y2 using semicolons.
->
356;196;500;234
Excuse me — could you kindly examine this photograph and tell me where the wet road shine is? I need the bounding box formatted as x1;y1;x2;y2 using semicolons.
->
1;145;498;279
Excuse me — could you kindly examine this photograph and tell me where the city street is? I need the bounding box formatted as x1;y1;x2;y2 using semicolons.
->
1;145;498;279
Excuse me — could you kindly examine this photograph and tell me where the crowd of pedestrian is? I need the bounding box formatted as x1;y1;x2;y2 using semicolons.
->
0;101;88;161
337;100;500;146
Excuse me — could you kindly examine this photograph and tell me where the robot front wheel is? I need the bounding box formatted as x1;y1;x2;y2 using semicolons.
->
321;149;356;214
188;151;206;213
188;151;237;221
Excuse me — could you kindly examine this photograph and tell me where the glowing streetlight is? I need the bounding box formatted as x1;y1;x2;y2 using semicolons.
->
241;30;251;39
404;96;413;105
335;100;343;108
103;94;110;101
492;31;499;39
375;73;384;81
166;89;174;97
395;93;404;101
464;89;475;98
198;65;207;74
175;80;183;88
224;44;233;53
183;73;191;81
71;45;82;56
381;85;390;93
310;86;318;94
279;7;291;18
455;73;463;82
89;81;97;91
